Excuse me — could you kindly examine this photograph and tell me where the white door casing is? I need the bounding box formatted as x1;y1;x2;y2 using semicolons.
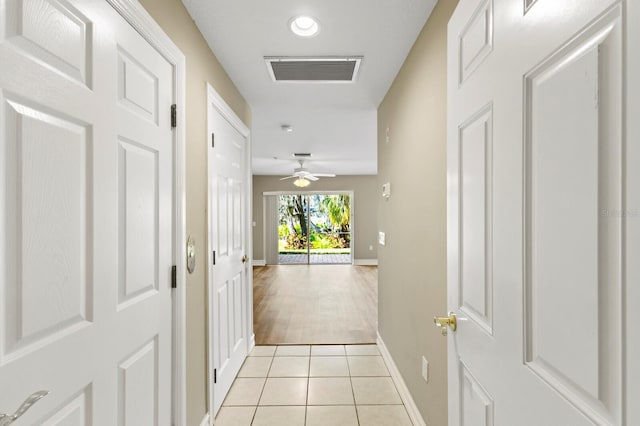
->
0;0;184;423
447;0;637;425
263;194;279;266
207;84;253;418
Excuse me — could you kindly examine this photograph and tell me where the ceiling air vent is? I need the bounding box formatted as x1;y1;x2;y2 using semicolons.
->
265;57;362;82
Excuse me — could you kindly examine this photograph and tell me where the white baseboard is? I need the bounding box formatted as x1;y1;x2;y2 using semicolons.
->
249;333;256;354
199;413;210;426
252;259;266;266
354;259;378;266
377;332;427;426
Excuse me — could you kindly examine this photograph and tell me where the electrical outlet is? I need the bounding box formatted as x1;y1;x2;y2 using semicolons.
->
421;356;429;383
369;245;373;251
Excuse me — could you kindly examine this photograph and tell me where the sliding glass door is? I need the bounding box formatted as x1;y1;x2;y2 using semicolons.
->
278;194;310;264
277;193;352;265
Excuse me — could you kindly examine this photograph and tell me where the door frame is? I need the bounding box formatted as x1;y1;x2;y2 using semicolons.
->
263;190;355;265
103;1;187;424
206;83;254;421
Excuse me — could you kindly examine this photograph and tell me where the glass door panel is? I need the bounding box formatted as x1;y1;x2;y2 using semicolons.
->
278;194;309;264
309;194;351;264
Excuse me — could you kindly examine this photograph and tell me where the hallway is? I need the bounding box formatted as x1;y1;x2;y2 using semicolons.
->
215;344;413;426
2;0;637;424
253;266;378;345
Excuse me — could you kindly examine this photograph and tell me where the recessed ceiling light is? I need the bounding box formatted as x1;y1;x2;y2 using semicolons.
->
290;16;319;37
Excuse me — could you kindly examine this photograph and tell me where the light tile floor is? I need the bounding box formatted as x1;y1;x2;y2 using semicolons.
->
216;344;413;426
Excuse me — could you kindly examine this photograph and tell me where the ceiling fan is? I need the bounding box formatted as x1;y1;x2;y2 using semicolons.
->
280;160;336;187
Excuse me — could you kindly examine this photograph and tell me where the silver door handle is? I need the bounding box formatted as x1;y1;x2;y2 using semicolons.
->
0;391;49;425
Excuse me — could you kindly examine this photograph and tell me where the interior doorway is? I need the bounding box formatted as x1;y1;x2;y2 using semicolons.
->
268;192;354;265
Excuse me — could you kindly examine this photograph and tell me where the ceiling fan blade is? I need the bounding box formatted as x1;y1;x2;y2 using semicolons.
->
311;173;336;177
306;175;319;181
279;175;297;180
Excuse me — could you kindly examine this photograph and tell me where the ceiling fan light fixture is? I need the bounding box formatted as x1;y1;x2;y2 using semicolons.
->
293;177;311;188
290;16;319;37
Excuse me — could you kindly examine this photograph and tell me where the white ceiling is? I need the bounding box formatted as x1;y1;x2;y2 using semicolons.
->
182;0;437;175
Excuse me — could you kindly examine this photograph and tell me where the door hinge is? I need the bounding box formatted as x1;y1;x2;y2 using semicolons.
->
171;104;177;128
212;250;216;266
213;368;217;384
171;265;177;288
211;133;215;148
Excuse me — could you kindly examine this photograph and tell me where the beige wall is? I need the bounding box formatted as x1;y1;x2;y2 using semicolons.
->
377;1;457;425
137;1;251;424
252;175;378;262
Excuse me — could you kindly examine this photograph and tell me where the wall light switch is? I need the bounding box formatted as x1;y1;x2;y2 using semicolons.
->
378;232;386;246
382;182;391;199
422;356;429;383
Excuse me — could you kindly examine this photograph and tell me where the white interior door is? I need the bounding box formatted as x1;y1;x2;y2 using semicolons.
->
0;0;174;423
207;88;250;416
446;0;638;425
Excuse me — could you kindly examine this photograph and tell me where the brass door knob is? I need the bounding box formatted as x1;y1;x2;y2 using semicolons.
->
242;255;249;264
434;312;457;336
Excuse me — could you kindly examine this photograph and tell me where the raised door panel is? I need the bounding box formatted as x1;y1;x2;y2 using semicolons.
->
117;47;158;124
118;339;158;426
217;176;230;257
216;282;230;365
40;386;91;425
1;96;92;362
458;105;493;333
460;362;494;426
458;0;493;84
3;0;92;85
231;273;244;350
524;6;623;424
232;180;243;252
118;139;159;309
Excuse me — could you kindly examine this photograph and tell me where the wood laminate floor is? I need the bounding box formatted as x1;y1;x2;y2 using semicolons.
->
253;265;378;345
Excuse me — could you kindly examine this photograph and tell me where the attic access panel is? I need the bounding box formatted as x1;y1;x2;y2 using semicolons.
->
265;57;363;82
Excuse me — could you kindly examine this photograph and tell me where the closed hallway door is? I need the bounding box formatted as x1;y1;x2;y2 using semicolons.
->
446;0;638;425
208;85;251;417
0;0;175;423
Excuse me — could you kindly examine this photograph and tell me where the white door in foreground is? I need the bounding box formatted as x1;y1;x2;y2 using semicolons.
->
0;0;174;423
446;0;638;425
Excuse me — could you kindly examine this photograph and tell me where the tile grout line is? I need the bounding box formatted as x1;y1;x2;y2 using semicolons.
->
250;352;274;425
345;348;361;426
304;347;311;425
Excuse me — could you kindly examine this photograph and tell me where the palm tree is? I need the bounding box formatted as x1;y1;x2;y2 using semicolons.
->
320;195;350;234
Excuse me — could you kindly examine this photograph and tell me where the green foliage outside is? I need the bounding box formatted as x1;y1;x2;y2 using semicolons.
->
278;194;351;252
